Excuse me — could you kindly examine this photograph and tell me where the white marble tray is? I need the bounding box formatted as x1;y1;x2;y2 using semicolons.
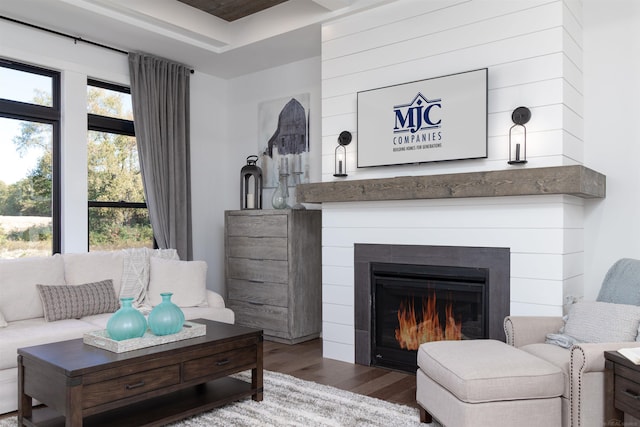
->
83;321;206;353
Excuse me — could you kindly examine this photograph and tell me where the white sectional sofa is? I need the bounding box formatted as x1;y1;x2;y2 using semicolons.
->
0;248;234;414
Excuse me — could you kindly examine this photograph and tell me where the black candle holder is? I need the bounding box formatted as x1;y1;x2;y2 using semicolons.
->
240;155;262;209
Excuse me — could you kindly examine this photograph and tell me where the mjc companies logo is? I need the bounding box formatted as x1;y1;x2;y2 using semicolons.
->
392;92;442;150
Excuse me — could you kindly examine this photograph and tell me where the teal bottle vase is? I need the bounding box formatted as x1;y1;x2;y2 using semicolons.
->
106;297;147;341
148;292;185;336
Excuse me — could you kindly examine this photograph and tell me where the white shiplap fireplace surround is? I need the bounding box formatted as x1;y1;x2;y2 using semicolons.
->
297;167;605;363
305;0;595;364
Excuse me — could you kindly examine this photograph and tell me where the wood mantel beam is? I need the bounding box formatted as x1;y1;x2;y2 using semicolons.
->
296;165;606;203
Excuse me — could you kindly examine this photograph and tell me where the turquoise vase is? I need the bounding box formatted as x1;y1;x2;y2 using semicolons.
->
148;292;185;336
106;297;147;341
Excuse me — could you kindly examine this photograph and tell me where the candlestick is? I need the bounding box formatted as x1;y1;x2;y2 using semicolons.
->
294;155;302;173
280;157;289;175
515;143;521;161
246;194;254;209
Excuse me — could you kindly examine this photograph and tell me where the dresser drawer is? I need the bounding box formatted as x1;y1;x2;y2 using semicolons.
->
183;347;257;382
227;258;288;283
227;214;287;237
83;365;180;409
615;375;640;419
229;300;288;333
227;236;287;260
228;278;288;307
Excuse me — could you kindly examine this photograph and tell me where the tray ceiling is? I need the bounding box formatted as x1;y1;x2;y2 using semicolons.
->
177;0;288;22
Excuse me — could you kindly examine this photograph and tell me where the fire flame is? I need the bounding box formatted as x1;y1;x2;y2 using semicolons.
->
394;294;461;350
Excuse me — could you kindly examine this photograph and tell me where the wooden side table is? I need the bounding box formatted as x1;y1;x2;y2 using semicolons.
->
605;350;640;421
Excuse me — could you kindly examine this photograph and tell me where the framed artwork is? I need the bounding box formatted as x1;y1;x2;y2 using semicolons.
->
357;68;487;168
258;93;310;188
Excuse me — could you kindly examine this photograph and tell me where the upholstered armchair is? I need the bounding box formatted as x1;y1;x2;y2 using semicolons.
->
504;258;640;427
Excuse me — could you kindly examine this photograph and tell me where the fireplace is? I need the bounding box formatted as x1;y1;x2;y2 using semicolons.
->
355;244;510;373
372;262;487;372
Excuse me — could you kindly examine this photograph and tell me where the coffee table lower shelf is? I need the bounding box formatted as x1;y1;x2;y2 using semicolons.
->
22;377;256;427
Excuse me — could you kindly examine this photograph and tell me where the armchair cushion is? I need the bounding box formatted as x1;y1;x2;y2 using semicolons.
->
520;343;570;396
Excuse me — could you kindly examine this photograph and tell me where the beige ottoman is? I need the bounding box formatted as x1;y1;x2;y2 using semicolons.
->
417;339;563;427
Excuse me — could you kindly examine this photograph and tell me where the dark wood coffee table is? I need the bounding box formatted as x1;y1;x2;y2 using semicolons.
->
17;319;263;427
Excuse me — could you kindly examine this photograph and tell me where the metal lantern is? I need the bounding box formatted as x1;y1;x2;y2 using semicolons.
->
240;155;262;209
333;131;352;177
508;106;531;165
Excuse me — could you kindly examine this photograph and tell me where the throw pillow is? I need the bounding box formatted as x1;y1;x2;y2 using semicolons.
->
0;310;7;328
120;248;180;307
146;257;208;308
37;280;119;322
561;301;640;343
0;253;66;323
63;251;125;296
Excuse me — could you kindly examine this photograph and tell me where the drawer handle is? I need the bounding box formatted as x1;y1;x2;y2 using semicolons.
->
624;389;640;400
125;381;146;390
248;302;264;306
216;359;230;366
249;280;265;284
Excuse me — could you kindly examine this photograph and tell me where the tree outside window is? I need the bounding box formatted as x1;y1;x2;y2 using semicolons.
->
87;80;153;251
0;61;59;259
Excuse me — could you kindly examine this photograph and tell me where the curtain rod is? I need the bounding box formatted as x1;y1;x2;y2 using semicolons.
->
1;15;195;74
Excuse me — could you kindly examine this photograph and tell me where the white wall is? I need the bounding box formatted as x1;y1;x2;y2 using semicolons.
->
189;72;229;295
583;0;640;300
226;56;322;206
192;56;321;296
319;0;587;362
321;0;583;181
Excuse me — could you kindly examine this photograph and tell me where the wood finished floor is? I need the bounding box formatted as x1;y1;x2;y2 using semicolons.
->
264;338;418;409
0;338;417;421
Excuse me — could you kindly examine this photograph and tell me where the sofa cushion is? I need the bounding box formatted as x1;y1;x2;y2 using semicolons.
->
63;251;124;296
0;254;66;322
37;280;119;322
146;258;208;308
120;248;179;307
417;339;564;403
0;317;99;370
562;301;640;343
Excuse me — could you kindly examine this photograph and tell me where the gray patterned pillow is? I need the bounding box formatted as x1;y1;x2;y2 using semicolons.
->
562;301;640;343
36;280;119;322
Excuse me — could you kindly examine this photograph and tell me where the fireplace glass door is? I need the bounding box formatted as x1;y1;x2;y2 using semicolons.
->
371;262;487;372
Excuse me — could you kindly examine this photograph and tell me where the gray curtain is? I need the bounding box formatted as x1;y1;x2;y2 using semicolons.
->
128;52;192;260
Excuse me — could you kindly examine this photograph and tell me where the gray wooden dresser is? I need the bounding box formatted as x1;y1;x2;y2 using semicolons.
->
224;209;322;344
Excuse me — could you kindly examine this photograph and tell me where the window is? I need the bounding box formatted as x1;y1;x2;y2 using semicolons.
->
87;79;153;251
0;60;60;258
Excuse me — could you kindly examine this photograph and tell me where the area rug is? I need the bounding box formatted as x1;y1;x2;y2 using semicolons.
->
0;370;432;427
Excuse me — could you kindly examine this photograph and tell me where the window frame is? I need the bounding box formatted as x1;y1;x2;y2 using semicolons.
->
0;59;61;254
87;78;152;250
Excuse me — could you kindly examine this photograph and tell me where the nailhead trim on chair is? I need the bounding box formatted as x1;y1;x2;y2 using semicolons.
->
504;318;515;346
570;345;586;427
